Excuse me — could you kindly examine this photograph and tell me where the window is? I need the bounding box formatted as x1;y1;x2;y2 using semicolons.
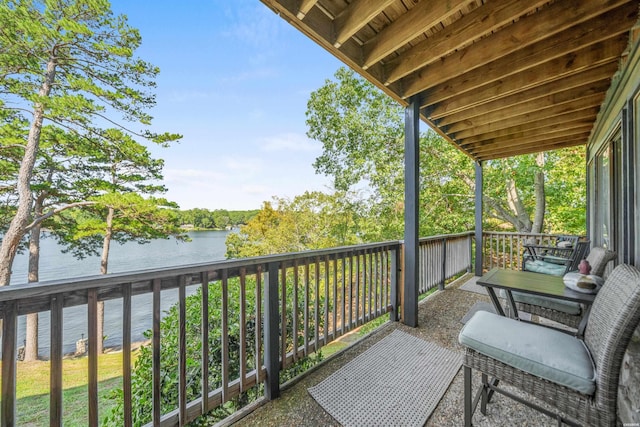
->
593;128;620;249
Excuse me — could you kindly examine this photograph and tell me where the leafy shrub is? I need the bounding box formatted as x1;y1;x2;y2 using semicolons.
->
103;275;324;426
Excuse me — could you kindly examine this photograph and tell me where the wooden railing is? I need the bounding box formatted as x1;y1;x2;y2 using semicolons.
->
481;232;581;271
418;232;473;293
0;233;479;426
0;242;401;426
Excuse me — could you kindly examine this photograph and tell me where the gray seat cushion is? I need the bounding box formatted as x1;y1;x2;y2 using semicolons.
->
503;290;582;315
524;259;567;276
459;311;595;395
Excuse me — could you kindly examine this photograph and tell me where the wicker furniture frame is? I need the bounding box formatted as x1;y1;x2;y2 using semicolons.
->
522;239;590;276
586;247;618;277
514;300;582;328
518;240;591;329
463;264;640;426
477;268;595;333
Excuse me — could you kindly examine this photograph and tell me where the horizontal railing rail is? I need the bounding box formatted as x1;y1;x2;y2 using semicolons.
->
0;233;479;426
0;241;400;308
481;232;583;271
418;232;473;293
0;241;401;426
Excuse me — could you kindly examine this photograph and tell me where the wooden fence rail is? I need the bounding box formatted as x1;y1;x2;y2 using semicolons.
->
0;231;486;426
481;232;582;271
0;242;401;426
418;232;473;293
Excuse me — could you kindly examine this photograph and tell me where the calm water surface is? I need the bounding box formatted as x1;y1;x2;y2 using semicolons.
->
10;230;230;357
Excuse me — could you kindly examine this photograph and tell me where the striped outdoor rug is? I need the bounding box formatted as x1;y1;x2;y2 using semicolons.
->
459;276;487;295
308;330;461;427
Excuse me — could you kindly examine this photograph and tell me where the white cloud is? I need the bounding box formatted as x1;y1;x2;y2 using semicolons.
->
164;168;226;185
221;4;283;50
261;133;319;152
216;67;277;84
242;184;269;194
224;157;264;174
165;89;220;104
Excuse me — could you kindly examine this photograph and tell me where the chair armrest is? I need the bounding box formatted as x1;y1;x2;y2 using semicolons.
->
540;254;572;265
524;245;574;262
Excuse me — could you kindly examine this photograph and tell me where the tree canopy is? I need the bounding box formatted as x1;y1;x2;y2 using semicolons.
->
225;191;361;258
0;0;181;286
304;67;586;241
175;208;259;230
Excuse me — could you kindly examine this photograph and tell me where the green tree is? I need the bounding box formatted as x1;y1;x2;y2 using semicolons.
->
307;67;475;240
305;67;586;238
0;0;180;286
306;68;405;241
534;147;587;234
212;209;229;229
103;276;322;426
23;127;100;360
225;191;361;258
481;148;586;233
0;108;27;233
51;129;185;353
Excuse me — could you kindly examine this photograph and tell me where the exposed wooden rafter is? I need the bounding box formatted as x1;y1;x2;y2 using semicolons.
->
333;0;395;48
296;0;318;19
432;64;618;123
401;0;630;99
260;0;640;161
383;0;548;84
362;0;468;69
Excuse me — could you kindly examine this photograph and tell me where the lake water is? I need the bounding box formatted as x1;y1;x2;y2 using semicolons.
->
9;230;230;357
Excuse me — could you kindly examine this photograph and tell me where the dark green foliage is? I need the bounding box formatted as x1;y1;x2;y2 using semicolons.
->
103;274;324;426
305;67;586;237
175;208;259;230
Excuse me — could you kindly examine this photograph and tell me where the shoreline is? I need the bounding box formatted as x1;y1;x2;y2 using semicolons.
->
15;339;151;363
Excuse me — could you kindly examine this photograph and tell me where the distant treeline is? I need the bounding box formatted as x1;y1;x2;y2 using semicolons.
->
175;208;259;230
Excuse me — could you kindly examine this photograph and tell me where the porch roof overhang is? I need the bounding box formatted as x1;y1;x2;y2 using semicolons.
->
259;0;639;161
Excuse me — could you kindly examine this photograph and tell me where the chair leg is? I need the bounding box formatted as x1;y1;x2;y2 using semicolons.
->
464;366;473;427
486;377;499;404
481;373;488;415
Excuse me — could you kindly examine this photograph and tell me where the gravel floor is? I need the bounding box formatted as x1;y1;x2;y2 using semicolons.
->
229;274;564;427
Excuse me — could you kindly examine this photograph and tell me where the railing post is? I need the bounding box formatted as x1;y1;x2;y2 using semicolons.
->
50;295;64;427
475;161;484;276
2;301;17;427
264;262;280;400
440;238;447;290
390;246;399;322
467;233;473;273
404;96;420;327
152;279;161;426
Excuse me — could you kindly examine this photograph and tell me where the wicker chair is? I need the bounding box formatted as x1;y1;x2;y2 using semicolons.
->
510;240;591;329
585;246;617;277
510;243;614;329
459;264;640;426
522;238;589;276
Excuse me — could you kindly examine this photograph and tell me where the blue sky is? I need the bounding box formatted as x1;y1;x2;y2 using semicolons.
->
109;1;343;210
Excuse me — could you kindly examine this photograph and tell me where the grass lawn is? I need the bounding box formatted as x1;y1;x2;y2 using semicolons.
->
2;351;137;426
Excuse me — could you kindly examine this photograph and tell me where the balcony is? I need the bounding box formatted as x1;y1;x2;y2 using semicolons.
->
0;232;588;426
236;273;556;427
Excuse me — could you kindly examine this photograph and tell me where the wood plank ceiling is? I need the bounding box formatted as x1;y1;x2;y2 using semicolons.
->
259;0;640;161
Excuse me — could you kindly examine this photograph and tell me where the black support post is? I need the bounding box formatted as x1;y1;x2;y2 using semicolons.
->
475;161;484;276
2;301;17;427
390;247;399;322
622;102;635;264
264;262;280;400
440;237;447;291
404;97;420;327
